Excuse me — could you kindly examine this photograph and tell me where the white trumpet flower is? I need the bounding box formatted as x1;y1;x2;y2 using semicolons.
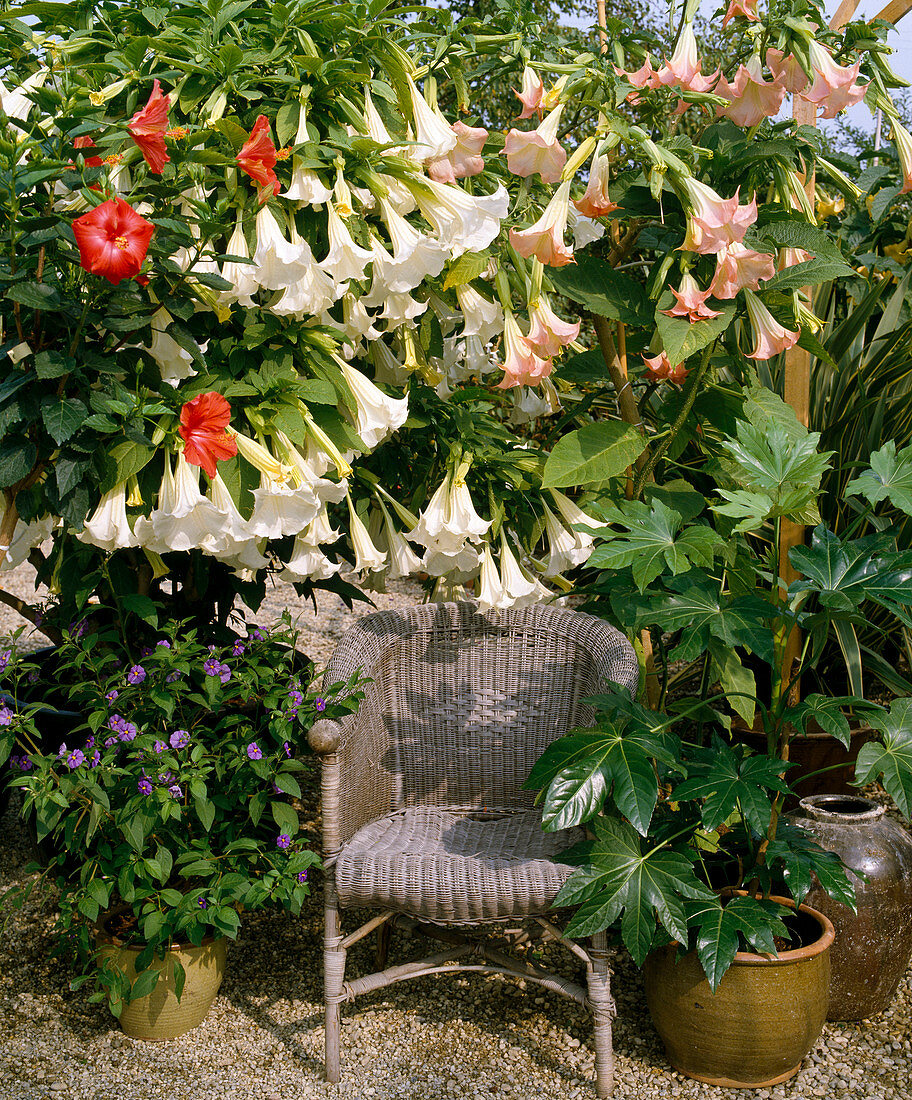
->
550;489;608;534
282;536;344;581
248;475;320;538
253;206;310;290
347;496;387;573
77;482;138;552
147;307;201;386
220;215;258;307
455;284;503;342
406;75;458;163
270;241;340;317
136;454;229;553
410;178;509;257
540;500;594;576
273;430;348;505
320;204;373;283
0;511;53;571
378;199;447;290
232;431;293;483
378;500;423;579
476;543;511;612
336;358;409;449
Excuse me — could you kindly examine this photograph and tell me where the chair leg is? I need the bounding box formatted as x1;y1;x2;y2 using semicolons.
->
324;876;346;1084
376;918;392;969
586;931;614;1099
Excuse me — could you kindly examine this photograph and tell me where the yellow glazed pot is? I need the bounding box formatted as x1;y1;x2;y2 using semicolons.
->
96;929;227;1041
643;896;834;1088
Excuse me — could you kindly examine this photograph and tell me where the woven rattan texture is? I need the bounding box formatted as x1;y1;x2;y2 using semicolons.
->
322;602;639;847
335;807;585;922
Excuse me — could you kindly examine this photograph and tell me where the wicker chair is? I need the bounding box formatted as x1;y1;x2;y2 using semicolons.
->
307;601;639;1098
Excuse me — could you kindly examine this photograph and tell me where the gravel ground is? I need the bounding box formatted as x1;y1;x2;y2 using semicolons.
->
1;562;911;1100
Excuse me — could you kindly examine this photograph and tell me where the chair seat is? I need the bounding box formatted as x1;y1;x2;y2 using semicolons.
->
334;806;583;923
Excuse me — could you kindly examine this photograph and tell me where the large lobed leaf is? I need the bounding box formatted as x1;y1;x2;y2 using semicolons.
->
588;498;723;593
855;699;912;818
557;816;715;963
846;440;912;518
684;895;789;991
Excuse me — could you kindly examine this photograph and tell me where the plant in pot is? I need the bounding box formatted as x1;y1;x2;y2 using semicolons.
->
526;393;912;1085
0;616;361;1040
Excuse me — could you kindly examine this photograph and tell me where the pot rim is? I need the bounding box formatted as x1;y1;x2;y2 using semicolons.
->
797;794;885;823
718;891;835;966
94;914;224;954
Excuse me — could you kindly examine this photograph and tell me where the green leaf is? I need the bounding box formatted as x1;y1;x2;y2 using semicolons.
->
172;958;186;1004
783;694;856;750
655;296;735;365
855;699;912;817
443;251;491;289
541;422;647;488
0;441;37;486
558;816;714;962
273;771;302;798
763;258;854;293
766;821;856;910
271;801;299;837
548;256;651;326
5;281;60;310
121;814;147;854
275;102;299;147
195;797;216;832
121;594;159;625
846;441;912;517
711;643;756;727
34;350;73;379
789;527;912;616
101;440;155;492
686;895;787;991
672;737;788;834
588;499;722;593
128;966;160;1003
753;221;845;262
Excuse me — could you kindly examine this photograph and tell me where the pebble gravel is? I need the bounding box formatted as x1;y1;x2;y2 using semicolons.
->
0;562;911;1099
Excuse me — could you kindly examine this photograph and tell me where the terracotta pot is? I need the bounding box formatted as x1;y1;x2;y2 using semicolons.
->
643;896;834;1088
789;794;912;1020
96;928;227;1040
733;718;875;800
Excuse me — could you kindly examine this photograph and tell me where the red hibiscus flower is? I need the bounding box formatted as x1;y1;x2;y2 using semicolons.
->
72;197;155;285
73;135;103;167
236;115;280;203
179;392;238;479
128;79;171;174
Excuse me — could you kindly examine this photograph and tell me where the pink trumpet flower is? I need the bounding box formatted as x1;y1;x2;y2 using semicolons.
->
766;49;809;94
661;272;722;322
526;296;581;357
778;246;814;271
514;66;545;119
503;105;567;184
743;289;800;360
708;243;776;299
722;0;759;26
428;121;488;183
509;181;575;267
680;177;758;255
800;40;867;119
498;312;553;389
573;152;619;218
716;56;785;128
642;351;688;385
615;56;663;92
657;24;701;88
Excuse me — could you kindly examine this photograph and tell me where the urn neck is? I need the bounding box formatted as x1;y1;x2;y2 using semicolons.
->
798;794;885;823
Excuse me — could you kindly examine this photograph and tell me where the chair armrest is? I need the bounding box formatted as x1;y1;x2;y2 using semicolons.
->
308;718;345;757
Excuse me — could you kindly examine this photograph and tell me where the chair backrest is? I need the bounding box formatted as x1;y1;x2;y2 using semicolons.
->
324;602;638;844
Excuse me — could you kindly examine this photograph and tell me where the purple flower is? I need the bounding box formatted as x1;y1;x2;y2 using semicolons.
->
232;640;245;656
65;749;85;769
90;750;101;768
169;729;189;750
156;640;171;649
0;649;11;672
168;784;182;800
118;722;138;742
247;742;263;760
203;657;222;677
166;671;181;683
57;742;67;757
218;663;231;684
127;665;146;685
137;778;153;795
283;742;291;758
297;871;308;884
285;708;298;721
20;755;33;772
84;736;95;750
288;689;304;706
198;896;208;909
140;647;153;658
314;697;326;712
153;740;167;754
108;714;126;733
0;706;12;726
250;626;267;641
27;670;38;684
158;771;174;784
104;736;118;748
271;782;282;795
105;689;119;703
276;834;291;849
